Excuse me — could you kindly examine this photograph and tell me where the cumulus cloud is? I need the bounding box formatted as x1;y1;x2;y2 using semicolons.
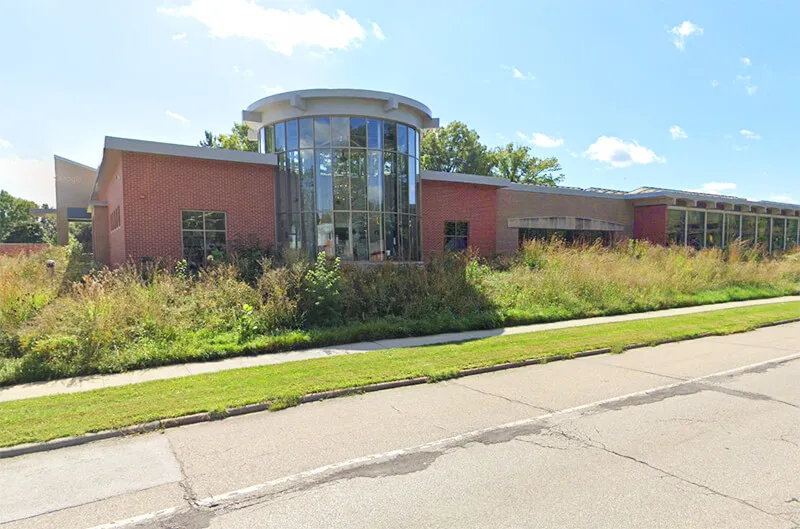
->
669;20;703;51
585;136;666;168
735;74;758;96
691;182;736;194
669;125;688;140
0;137;11;148
158;0;370;56
740;129;761;140
711;80;719;88
517;132;564;148
371;22;385;40
172;32;187;40
741;57;751;66
0;155;56;205
503;66;535;81
166;110;189;122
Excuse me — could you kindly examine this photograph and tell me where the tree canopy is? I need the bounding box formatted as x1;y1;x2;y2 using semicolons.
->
0;190;55;243
420;121;565;186
199;122;258;152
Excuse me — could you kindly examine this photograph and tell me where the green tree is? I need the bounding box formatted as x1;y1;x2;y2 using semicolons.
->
491;143;565;185
199;122;258;152
0;190;39;241
420;121;493;176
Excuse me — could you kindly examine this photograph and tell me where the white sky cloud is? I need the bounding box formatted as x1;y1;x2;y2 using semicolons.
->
172;32;187;40
769;194;795;203
517;132;564;147
669;20;703;51
158;1;369;56
371;22;385;40
741;57;751;66
711;80;719;88
165;110;189;122
735;74;758;96
0;137;11;148
0;155;56;205
691;182;736;194
669;125;688;140
262;85;286;95
585;136;666;168
740;129;761;140
506;66;535;81
732;145;749;152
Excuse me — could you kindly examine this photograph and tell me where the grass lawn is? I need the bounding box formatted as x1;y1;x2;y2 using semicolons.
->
1;301;799;448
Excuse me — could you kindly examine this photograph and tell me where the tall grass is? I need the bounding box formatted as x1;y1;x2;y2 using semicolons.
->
1;240;799;386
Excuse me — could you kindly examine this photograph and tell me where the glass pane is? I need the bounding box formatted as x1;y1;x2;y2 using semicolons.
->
275;122;286;152
299;149;315;211
333;149;349;211
316;150;333;211
383;152;397;213
182;231;204;264
398;154;409;215
385;212;398;260
367;119;382;149
666;209;686;246
301;212;316;258
397;124;408;154
456;222;469;237
399;214;410;260
757;217;770;250
351;212;368;261
317;210;335;258
687;210;705;249
299;118;314;149
350;117;366;148
182;211;203;230
287;150;300;213
408;128;416;157
724;214;740;246
368;213;384;261
285;120;298;151
259;127;266;154
264;125;275;153
706;212;723;248
331;117;349;147
409;160;417;215
334;212;352;260
383;121;397;151
350;150;367;211
772;218;786;252
787;219;799;249
279;213;301;250
314;117;331;148
206;231;227;258
445;221;456;237
367;150;383;211
204;212;226;231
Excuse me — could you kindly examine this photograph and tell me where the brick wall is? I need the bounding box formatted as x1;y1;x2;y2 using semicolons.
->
633;204;668;245
102;161;126;267
420;180;497;258
118;152;276;264
0;243;49;256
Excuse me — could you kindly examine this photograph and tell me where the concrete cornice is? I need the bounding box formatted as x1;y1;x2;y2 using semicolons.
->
104;137;277;166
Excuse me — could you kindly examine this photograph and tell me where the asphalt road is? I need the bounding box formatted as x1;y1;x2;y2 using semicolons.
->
3;322;800;529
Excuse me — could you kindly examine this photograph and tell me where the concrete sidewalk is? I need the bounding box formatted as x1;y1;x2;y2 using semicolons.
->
1;295;798;403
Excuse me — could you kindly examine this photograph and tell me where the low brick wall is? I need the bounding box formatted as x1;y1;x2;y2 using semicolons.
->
0;243;50;256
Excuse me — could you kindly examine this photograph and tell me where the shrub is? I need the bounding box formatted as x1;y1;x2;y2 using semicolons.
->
300;253;342;326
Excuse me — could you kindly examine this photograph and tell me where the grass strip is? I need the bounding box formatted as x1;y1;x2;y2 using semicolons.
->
1;302;799;448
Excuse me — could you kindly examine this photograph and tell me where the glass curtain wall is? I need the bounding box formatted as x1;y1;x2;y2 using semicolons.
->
666;207;799;253
264;116;421;261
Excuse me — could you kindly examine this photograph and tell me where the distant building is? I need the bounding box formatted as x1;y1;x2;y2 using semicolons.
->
53;89;800;267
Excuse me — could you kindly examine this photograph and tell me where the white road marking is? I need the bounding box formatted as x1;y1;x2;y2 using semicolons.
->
92;349;800;527
87;508;177;529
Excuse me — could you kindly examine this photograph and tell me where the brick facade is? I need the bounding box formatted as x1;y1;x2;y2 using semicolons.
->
96;153;276;266
420;180;497;257
633;204;668;245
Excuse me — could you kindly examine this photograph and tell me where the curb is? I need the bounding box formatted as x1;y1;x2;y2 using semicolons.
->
2;316;799;460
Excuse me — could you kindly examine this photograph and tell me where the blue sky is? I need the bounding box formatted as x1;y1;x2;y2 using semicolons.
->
1;0;798;206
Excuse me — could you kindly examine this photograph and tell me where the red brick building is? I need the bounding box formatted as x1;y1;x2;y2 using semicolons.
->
53;89;800;267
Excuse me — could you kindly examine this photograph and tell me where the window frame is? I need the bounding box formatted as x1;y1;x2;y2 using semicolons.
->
181;210;228;263
444;221;469;251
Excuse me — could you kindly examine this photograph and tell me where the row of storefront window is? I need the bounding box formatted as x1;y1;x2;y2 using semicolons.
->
667;208;800;252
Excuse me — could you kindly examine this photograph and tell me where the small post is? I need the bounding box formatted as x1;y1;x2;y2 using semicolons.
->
46;259;55;279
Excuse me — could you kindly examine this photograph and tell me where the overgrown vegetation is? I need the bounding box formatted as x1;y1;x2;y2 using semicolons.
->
1;239;799;386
